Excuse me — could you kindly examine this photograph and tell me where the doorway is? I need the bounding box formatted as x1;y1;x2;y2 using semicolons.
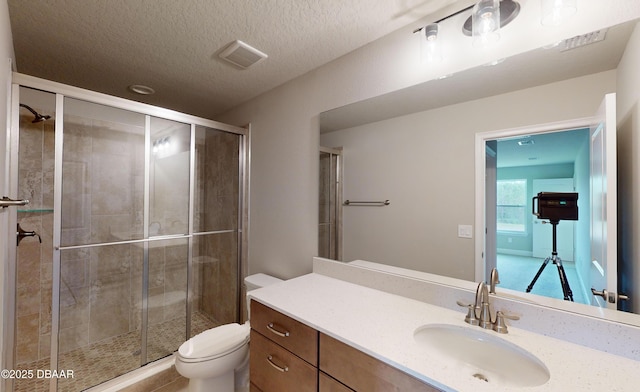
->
475;118;595;303
493;130;590;304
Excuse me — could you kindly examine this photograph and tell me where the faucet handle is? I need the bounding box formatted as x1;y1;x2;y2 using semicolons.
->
493;310;520;334
456;300;480;326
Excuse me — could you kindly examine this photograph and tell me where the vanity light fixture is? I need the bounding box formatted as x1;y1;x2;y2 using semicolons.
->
413;3;475;62
540;0;577;26
421;23;443;63
462;0;521;46
414;0;521;60
471;0;501;47
416;0;580;61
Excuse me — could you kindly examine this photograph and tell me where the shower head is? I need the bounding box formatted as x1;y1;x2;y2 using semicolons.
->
19;103;51;123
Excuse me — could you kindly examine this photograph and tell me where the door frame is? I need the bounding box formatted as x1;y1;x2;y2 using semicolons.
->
474;117;594;282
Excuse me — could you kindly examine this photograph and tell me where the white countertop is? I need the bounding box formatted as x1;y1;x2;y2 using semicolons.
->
248;273;640;392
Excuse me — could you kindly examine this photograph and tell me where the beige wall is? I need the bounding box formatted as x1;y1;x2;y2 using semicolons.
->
617;22;640;313
321;71;616;279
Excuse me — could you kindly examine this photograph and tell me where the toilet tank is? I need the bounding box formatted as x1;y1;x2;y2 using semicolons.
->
244;274;283;320
244;273;283;292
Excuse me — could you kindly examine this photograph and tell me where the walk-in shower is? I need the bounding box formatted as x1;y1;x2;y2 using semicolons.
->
318;147;341;260
19;103;51;123
5;77;248;392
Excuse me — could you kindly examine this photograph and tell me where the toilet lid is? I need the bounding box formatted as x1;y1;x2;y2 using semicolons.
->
178;323;249;360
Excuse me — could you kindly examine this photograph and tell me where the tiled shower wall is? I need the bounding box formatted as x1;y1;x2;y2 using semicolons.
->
15;113;54;364
57;116;147;355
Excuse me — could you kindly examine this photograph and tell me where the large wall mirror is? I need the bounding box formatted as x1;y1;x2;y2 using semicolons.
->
319;17;640;324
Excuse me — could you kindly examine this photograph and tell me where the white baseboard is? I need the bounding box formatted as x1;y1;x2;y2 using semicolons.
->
497;248;533;257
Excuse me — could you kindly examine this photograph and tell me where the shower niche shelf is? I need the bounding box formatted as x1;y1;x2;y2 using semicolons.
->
17;208;54;213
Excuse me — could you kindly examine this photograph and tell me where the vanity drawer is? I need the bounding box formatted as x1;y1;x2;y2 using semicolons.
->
250;330;318;392
319;333;440;391
250;299;318;365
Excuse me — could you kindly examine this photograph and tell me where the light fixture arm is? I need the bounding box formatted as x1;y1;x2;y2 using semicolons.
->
414;1;522;36
413;3;475;34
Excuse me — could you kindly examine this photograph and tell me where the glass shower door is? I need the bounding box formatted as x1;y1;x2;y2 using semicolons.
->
145;117;191;362
190;125;242;337
57;98;147;391
12;87;56;392
9;79;247;392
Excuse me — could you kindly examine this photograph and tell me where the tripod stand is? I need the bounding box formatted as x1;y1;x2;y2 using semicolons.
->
526;219;574;301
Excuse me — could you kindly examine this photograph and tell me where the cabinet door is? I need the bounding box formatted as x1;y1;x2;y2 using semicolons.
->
320;333;440;391
250;330;318;392
320;372;355;392
250;383;264;392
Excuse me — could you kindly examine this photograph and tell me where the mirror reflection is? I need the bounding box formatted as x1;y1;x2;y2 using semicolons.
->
149;118;191;237
491;130;589;305
319;18;639;318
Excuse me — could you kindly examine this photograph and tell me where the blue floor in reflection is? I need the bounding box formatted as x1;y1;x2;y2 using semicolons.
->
497;254;588;305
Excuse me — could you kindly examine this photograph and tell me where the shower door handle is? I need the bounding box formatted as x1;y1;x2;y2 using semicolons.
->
0;196;30;209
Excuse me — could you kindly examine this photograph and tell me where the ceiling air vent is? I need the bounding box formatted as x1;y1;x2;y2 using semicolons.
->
219;40;268;69
559;29;608;52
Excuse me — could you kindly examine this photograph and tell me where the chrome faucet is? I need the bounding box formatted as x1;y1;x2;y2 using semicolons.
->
475;282;493;329
489;267;500;294
458;275;520;333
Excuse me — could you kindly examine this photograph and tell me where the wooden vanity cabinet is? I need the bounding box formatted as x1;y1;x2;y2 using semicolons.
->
249;300;318;392
319;333;441;392
249;300;440;392
319;372;355;392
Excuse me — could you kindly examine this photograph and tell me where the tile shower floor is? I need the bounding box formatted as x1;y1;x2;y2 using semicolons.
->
14;311;217;392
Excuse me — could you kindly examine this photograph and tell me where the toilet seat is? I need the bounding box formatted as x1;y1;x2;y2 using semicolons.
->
177;323;250;363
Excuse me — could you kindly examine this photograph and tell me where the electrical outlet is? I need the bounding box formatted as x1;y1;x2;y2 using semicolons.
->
458;224;473;239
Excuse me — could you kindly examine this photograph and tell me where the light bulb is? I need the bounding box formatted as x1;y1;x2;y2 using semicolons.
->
472;0;500;47
421;23;443;63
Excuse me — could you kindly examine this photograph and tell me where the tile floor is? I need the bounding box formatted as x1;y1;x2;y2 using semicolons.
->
13;311;216;392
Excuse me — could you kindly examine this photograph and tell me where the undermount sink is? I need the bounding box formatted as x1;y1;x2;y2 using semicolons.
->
414;324;550;387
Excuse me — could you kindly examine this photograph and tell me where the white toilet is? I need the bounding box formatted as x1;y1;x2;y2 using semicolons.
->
175;273;283;392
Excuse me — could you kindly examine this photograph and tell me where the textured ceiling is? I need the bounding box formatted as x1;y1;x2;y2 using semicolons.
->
496;129;589;169
7;0;454;119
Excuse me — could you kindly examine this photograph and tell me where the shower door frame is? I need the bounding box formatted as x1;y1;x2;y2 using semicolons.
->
319;146;342;261
5;73;250;392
